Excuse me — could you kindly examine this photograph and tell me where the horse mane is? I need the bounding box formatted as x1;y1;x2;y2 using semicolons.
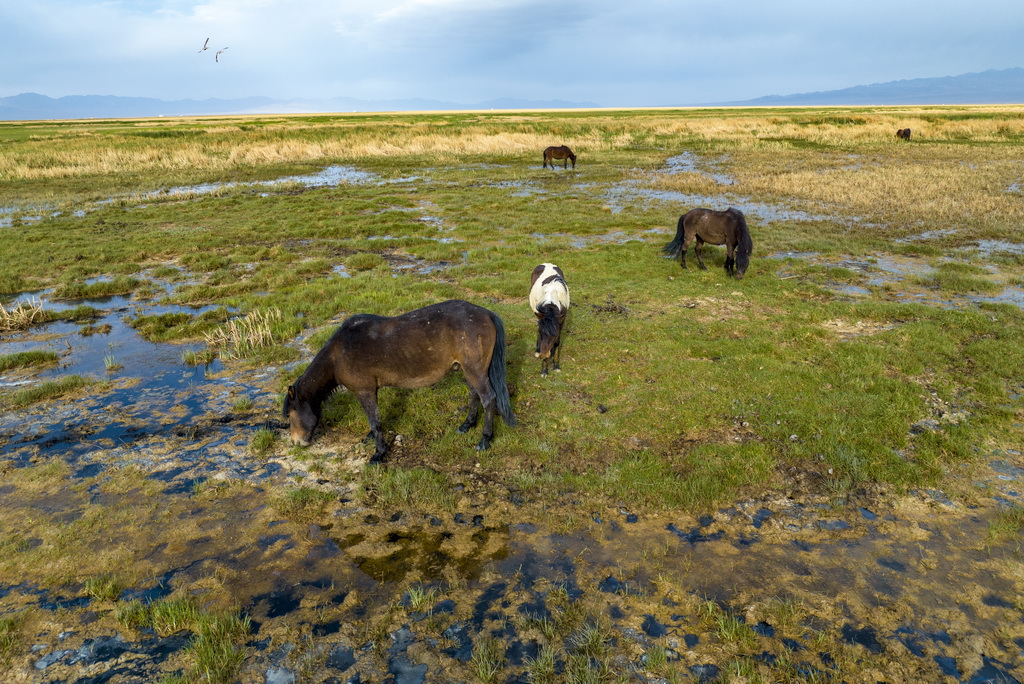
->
537;303;563;339
729;208;753;255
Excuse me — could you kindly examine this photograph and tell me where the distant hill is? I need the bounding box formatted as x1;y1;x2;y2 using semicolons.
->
2;68;1022;120
0;93;601;121
718;68;1024;106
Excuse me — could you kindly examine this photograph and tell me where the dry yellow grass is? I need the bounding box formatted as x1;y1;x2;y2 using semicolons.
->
0;298;46;332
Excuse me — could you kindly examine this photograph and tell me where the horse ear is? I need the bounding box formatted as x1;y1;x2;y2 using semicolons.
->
287;385;296;400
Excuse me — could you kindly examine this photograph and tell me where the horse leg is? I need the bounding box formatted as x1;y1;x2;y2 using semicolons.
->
465;373;497;450
458;389;482;433
355;390;388;463
551;338;561;372
725;244;735;277
680;235;691;269
695;237;708;270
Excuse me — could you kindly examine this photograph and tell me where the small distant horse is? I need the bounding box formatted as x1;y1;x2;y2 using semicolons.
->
543;145;577;169
662;207;753;279
529;263;570;376
284;300;516;462
896;128;912;140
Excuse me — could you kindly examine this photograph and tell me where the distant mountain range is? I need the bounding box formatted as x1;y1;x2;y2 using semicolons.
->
715;67;1024;106
0;93;601;121
1;68;1021;121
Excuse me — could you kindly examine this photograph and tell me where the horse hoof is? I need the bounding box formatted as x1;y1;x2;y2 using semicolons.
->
476;440;491;451
369;451;387;464
457;423;473;434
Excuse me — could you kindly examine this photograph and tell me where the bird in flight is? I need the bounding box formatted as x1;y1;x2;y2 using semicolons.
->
216;47;229;62
199;37;210;52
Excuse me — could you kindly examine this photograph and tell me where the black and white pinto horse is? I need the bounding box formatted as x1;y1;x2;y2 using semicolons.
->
529;263;570;376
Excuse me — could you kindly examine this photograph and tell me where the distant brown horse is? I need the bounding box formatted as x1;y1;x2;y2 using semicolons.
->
662;207;754;278
543;145;577;169
284;300;516;462
896;128;912;140
529;263;570;376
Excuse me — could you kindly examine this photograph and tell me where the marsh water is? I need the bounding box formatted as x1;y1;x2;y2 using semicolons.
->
1;162;1023;683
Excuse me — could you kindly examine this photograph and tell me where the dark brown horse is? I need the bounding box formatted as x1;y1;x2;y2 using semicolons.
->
543;145;576;169
529;263;570;376
896;128;912;140
284;300;516;462
662;207;754;278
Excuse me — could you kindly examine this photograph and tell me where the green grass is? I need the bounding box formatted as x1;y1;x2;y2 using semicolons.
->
988;505;1024;541
1;375;88;408
470;634;506;683
84;573;125;602
248;427;277;454
357;466;458;511
0;614;25;668
52;275;141;300
272;486;336;522
0;350;59;372
113;597;250;683
1;107;1023;514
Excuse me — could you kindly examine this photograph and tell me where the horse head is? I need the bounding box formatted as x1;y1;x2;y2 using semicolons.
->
284;384;320;446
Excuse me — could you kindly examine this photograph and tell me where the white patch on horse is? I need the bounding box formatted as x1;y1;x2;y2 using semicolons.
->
529;263;570;315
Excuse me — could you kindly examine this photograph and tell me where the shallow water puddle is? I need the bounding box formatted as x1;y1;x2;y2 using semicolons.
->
0;165;388;227
0;285;277;484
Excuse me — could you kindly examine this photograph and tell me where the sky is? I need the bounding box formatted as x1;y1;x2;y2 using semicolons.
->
3;0;1023;107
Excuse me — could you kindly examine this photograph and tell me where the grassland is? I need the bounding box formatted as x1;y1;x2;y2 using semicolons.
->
2;105;1024;514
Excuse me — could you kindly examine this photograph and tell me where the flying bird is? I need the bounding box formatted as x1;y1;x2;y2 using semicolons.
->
198;37;210;52
215;47;228;62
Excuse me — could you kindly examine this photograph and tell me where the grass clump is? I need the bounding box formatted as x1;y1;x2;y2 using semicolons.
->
248;427;277;455
916;262;1002;293
0;350;59;372
272;486;336;522
0;614;26;668
0;297;46;332
84;573;125;602
52;276;140;300
470;634;506;683
357;466;458;511
115;597;250;683
988;505;1024;541
2;375;88;408
203;308;296;360
346;252;386;272
182;348;217;366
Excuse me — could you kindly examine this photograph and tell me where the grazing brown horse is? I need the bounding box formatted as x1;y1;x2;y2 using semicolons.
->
896;128;912;140
529;263;570;376
543;145;577;169
284;300;516;462
662;207;754;279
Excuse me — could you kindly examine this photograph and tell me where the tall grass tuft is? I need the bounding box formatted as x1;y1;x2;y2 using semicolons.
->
203;308;282;360
0;298;46;332
471;634;506;683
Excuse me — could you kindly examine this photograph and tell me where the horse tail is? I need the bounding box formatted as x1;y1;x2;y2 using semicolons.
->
662;213;686;258
487;311;517;426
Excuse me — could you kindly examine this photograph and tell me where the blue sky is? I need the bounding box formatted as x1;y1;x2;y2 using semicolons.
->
3;0;1022;106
